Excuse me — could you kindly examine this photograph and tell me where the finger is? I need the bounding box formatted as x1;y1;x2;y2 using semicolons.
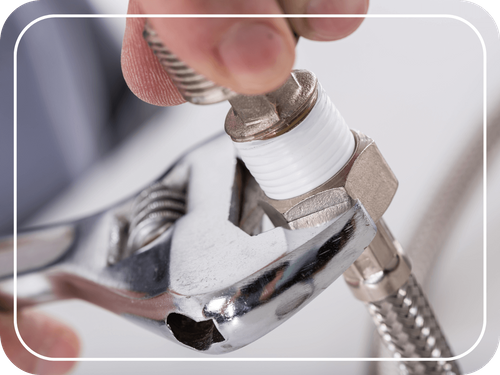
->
279;0;369;41
0;310;80;375
122;0;186;106
123;0;296;100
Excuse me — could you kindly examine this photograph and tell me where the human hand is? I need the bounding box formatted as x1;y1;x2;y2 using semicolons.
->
121;0;369;106
0;310;80;375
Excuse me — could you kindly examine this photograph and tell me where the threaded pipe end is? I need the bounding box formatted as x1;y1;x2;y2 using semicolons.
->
232;84;355;200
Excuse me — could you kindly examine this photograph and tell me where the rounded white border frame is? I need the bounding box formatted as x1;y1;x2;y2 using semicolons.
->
12;14;488;363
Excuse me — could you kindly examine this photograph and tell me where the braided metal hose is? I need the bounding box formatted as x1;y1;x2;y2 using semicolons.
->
368;274;460;375
371;107;500;375
407;112;500;285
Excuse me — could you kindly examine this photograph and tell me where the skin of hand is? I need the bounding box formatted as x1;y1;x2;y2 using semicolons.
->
0;310;80;375
1;1;368;374
121;0;369;106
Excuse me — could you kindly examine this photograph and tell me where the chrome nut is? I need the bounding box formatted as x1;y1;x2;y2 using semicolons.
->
261;130;399;229
343;218;411;302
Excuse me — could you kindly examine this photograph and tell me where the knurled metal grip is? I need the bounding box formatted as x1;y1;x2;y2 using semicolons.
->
143;21;237;105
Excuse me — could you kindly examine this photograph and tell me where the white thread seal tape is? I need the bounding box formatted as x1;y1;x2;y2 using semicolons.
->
232;84;355;200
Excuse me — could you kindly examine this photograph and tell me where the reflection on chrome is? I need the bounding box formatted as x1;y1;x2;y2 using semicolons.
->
0;134;375;353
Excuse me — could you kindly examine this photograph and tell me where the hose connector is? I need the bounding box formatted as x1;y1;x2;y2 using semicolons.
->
343;219;411;302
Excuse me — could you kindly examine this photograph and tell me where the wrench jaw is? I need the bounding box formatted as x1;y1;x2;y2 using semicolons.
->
0;134;376;354
196;202;376;354
108;200;376;355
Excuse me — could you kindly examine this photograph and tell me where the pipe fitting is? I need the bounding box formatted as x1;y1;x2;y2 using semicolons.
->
258;130;399;229
223;69;397;228
224;72;406;303
343;219;411;302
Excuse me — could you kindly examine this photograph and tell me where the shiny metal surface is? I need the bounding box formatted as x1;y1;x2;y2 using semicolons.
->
368;274;461;375
0;134;376;353
0;226;74;279
126;182;186;258
263;130;398;229
343;219;411;302
225;70;318;142
218;64;458;373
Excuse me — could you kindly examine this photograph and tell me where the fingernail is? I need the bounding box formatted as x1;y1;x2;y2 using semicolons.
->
307;0;368;40
217;22;291;92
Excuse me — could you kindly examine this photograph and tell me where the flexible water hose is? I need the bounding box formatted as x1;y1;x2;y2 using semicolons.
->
372;108;500;374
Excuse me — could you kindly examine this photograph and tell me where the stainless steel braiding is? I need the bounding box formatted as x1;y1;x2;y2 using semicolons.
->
368;274;461;375
372;107;500;375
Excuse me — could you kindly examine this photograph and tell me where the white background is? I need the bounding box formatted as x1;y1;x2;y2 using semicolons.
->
18;0;500;374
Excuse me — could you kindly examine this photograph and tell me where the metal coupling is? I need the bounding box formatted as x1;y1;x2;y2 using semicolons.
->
223;71;398;229
256;129;399;230
343;219;411;302
223;71;410;303
225;70;318;142
144;20;410;303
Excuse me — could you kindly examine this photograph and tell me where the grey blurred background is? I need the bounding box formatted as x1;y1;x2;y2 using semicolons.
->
1;0;499;374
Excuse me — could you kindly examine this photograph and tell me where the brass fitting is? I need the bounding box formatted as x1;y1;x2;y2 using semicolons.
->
224;76;411;303
343;219;411;302
144;21;411;302
260;130;399;230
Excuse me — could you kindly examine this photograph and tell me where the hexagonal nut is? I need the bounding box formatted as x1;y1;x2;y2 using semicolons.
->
261;130;398;229
344;131;399;223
